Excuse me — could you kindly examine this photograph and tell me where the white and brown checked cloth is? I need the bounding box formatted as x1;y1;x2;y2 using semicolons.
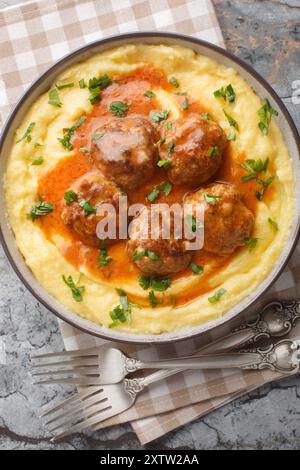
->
1;0;300;445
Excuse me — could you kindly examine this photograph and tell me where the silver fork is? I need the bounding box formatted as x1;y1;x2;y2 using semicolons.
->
32;300;300;386
43;338;300;441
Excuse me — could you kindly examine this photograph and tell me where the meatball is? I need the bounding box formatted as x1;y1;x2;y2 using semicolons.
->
127;206;192;276
90;115;158;191
185;183;254;255
61;169;122;246
158;115;227;186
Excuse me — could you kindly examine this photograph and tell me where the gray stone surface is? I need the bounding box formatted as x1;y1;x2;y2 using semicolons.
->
0;0;299;450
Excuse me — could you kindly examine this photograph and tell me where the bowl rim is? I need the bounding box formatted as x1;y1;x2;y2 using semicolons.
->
1;31;300;344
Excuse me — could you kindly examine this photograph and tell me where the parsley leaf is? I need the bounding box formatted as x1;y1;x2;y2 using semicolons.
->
268;217;279;231
164;121;172;131
109;101;129;117
186;214;199;233
203;193;221;204
214;84;236;103
208;288;226;303
79;79;86;89
258;99;278;135
31;156;44;165
132;249;147;261
150;109;169;123
167;141;175;156
149;290;163;308
62;275;85;302
57;115;86;150
88;74;112;104
138;275;172;292
189;262;204;275
98;242;112;267
144;90;155;98
207;146;219;157
16;122;35;143
243;237;258;252
48;88;62;107
202;112;215;121
64;190;78;204
161;181;172;196
146;187;160;202
56;82;74;90
27;196;53;221
147;250;160;260
109;289;140;327
182;98;189;110
169;76;179;88
157;159;171;168
227;129;236;141
79;199;97;217
223;110;239;130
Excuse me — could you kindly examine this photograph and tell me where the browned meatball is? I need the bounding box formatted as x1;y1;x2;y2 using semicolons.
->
90;116;159;191
158;115;227;186
185;183;254;255
127;206;192;276
61;169;122;246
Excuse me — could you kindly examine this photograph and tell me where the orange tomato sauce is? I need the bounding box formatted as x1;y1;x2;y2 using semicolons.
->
36;65;259;306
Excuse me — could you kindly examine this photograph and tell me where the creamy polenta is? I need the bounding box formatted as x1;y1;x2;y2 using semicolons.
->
4;44;294;334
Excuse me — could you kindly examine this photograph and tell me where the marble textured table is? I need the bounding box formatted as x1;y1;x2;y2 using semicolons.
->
0;0;300;450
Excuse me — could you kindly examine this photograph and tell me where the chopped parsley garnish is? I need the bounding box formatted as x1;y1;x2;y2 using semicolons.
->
64;190;78;204
256;176;274;200
169;76;179;88
161;181;172;196
243;237;258;252
268;217;279;231
208;288;226;304
48;88;62;107
214;84;236;103
79;199;97;217
79;79;86;89
34;142;42;149
258;99;278;135
182;98;189;110
202;112;215;121
31;156;44;165
207;146;219;157
157;159;171;168
98;242;112;267
167;141;175;156
227;129;236;141
144;90;155;98
62;275;85;302
240;157;274;200
132;249;148;261
132;249;160;261
150;109;169;123
146;187;160;202
147;250;160;260
146;181;172;201
149;290;163;308
91;133;104;142
189;262;204;275
27;196;53;221
138;275;172;292
56;82;74;90
57;115;86;150
109;101;129;117
109;289;140;327
186;214;199;233
164;121;173;131
223;110;239;130
203;193;221;204
88;74;112;105
154;137;166;147
16;122;35;143
174;91;187;95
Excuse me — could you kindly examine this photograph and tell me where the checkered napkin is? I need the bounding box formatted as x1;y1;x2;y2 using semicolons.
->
1;0;300;445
